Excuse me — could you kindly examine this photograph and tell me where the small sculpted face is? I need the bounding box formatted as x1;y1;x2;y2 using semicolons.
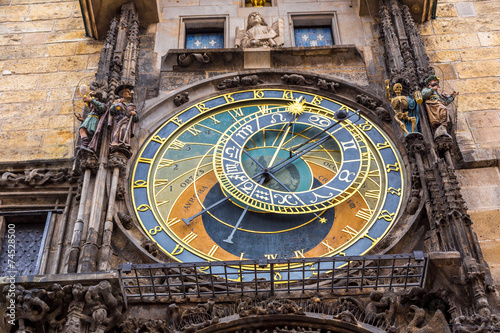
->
248;12;263;28
122;89;132;102
393;83;403;96
429;80;439;91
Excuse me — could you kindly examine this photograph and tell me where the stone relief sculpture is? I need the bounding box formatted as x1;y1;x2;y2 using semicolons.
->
421;75;458;138
235;12;284;48
109;84;139;157
385;80;422;135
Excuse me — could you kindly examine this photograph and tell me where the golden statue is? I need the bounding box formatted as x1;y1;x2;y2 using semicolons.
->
385;80;421;135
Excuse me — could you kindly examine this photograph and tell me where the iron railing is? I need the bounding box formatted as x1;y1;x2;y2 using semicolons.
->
118;252;427;302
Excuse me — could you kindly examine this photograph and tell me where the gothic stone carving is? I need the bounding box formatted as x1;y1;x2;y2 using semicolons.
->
0;168;74;187
173;92;189;107
316;78;339;93
235;12;285;48
177;53;210;67
2;281;123;333
217;75;263;90
281;74;314;86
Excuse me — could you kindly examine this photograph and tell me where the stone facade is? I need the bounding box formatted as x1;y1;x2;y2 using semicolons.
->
0;0;102;162
420;0;500;289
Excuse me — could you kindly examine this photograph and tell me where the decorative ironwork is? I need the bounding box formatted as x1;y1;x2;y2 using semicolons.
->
0;218;48;276
118;252;427;302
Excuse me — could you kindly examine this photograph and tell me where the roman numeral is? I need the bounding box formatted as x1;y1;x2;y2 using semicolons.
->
138;157;152;164
264;254;277;259
208;245;219;257
341;140;357;151
167;217;181;227
187;126;201;136
356;208;373;221
342;225;359;239
231;108;244;117
364;190;380;199
208;115;220;124
321;240;335;252
158;159;175;168
182;232;198;244
294;249;306;258
169;140;185;150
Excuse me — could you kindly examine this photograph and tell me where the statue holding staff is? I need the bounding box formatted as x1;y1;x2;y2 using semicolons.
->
109;85;138;155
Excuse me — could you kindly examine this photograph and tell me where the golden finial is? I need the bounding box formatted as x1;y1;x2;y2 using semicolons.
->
287;96;306;116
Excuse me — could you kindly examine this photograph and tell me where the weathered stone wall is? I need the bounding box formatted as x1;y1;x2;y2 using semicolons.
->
421;0;500;166
420;0;500;283
0;0;102;162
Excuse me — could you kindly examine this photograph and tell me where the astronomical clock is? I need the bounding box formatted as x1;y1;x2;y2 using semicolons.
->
130;88;405;281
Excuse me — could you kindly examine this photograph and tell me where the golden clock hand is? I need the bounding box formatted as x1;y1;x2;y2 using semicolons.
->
267;119;293;169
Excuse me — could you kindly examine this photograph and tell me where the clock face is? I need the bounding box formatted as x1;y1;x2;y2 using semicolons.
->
131;89;405;280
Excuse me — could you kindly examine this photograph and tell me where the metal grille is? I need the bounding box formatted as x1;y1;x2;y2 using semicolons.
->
118;252;427;302
0;219;46;276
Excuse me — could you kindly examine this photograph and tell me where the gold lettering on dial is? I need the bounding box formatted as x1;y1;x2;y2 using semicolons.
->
149;226;162;235
196;103;210;113
171;244;184;256
356;208;373;221
230;108;244;117
376;141;391;150
294;249;306;258
254;90;264;98
182;232;198;244
151;135;166;144
169;140;185;150
187;126;202;136
208;115;221;124
208;245;219;257
311;95;323;105
264;254;278;259
283;90;293;100
321;240;335;252
133;180;147;188
158;159;175;168
138;157;152;164
386;162;400;173
378;210;395;222
364;190;380;199
167;217;182;227
342;225;359;239
387;187;401;196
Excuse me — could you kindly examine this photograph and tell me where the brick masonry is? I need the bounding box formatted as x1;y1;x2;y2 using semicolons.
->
0;0;102;162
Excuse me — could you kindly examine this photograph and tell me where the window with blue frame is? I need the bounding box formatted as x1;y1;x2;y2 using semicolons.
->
186;32;224;49
294;26;334;47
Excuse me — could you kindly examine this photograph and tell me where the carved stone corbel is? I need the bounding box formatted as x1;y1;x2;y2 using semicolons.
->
177;53;210;67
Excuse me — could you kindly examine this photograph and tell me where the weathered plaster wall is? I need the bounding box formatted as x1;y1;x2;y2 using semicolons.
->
420;0;500;283
0;0;102;162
